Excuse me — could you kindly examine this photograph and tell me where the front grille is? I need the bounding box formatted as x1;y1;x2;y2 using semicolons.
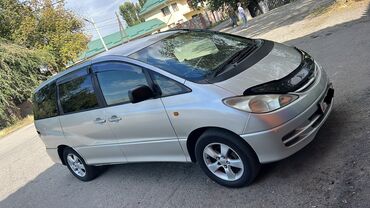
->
295;65;318;92
281;109;322;147
282;84;333;147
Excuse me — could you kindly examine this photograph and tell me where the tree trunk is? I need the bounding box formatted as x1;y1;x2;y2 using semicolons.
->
212;11;217;23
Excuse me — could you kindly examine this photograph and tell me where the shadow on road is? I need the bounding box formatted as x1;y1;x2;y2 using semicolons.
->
222;0;334;36
1;4;370;208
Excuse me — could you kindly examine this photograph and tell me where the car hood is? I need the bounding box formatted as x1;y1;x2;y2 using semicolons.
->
214;43;302;95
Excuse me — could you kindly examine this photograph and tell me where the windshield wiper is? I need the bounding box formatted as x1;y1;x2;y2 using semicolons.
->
211;45;258;78
233;45;258;63
211;49;243;78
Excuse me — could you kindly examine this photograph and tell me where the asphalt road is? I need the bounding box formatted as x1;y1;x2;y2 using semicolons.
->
1;4;370;208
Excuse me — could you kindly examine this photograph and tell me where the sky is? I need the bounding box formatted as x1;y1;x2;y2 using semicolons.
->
65;0;134;40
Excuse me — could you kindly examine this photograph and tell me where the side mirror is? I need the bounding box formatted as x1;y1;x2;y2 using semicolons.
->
128;85;154;103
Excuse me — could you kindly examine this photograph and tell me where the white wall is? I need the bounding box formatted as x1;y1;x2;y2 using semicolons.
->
143;0;202;30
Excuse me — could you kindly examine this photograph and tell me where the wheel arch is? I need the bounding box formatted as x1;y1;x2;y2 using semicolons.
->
186;127;258;163
57;145;71;165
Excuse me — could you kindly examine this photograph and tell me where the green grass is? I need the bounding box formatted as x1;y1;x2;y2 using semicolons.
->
0;116;34;139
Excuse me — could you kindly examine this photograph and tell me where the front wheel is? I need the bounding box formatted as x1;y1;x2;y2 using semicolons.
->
195;130;260;187
63;148;99;181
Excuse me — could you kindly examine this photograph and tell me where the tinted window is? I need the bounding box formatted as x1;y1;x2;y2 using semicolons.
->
94;62;148;105
33;83;58;120
151;72;190;97
58;74;99;114
129;31;256;81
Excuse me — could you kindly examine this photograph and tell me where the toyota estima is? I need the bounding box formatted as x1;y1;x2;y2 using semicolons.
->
33;30;334;187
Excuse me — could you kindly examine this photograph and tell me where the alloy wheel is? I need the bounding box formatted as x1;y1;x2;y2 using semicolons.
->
66;153;86;177
202;143;244;181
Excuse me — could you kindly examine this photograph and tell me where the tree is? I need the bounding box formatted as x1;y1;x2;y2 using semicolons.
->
138;0;147;8
0;0;89;129
0;0;89;70
188;0;262;14
0;39;55;128
136;3;145;22
119;2;143;27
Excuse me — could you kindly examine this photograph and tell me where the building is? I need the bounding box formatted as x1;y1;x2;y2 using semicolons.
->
139;0;205;30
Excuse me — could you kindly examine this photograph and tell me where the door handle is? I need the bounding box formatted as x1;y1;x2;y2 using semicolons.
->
94;118;106;124
108;115;122;122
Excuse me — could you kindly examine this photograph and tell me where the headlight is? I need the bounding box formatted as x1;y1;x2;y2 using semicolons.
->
223;94;298;113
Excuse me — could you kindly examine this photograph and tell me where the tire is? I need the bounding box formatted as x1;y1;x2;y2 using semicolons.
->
195;129;260;187
63;148;99;181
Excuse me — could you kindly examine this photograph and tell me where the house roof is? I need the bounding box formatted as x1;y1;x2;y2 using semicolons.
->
139;0;167;16
80;18;166;59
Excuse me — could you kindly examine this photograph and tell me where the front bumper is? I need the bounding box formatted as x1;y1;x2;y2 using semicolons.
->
46;148;63;164
241;84;334;163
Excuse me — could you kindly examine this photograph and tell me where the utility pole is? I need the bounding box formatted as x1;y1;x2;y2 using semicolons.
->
115;12;129;43
84;17;108;51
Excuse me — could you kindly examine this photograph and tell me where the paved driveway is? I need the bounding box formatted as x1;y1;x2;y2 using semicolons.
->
1;2;370;208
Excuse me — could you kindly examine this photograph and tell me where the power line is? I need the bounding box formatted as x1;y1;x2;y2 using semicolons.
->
116;11;128;42
95;19;117;26
83;17;108;51
83;23;119;31
94;18;117;25
85;21;119;29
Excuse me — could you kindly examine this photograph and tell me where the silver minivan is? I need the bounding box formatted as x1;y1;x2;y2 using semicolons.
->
33;30;334;187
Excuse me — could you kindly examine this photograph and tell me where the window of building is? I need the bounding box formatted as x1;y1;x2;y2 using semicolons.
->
161;6;171;16
171;3;179;12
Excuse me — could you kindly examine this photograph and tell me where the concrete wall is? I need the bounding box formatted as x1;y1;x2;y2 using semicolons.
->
248;0;296;17
266;0;296;10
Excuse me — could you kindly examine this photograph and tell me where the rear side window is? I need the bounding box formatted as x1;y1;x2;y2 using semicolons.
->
94;62;148;106
58;74;99;114
151;72;190;97
33;82;58;120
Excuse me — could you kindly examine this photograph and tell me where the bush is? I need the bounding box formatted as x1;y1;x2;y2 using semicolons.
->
0;39;55;129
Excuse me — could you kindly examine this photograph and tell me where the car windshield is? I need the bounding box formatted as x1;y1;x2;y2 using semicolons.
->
129;31;258;82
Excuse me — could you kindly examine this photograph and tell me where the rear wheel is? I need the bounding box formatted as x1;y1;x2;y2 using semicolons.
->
63;148;99;181
195;129;260;187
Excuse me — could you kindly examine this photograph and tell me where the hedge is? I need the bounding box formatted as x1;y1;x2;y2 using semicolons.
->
0;39;55;129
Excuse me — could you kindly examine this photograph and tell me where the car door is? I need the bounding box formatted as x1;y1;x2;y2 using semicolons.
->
92;61;186;162
57;67;126;165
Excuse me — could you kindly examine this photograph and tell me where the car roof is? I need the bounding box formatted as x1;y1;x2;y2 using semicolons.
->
34;30;180;93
